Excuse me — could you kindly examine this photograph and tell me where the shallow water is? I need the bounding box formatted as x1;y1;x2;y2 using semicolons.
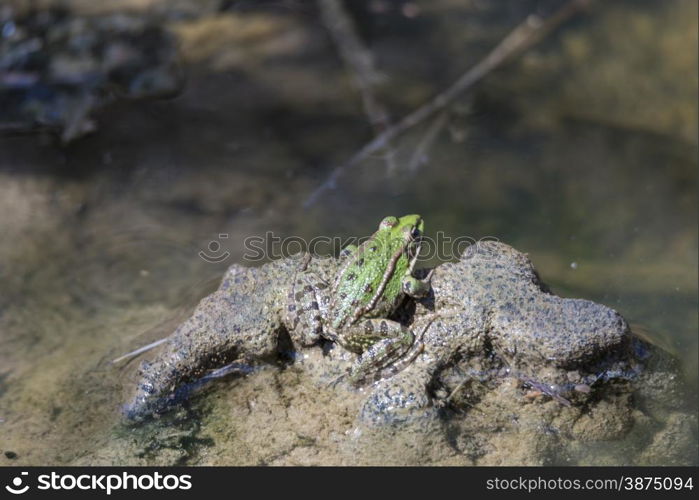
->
0;0;697;465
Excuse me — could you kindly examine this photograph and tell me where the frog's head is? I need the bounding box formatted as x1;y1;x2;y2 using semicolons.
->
377;214;424;255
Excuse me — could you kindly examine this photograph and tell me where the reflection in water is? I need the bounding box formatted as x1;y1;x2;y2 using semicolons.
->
0;0;696;465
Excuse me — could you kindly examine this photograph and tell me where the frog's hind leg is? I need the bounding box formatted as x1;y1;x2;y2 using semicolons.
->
368;339;426;383
358;317;435;384
286;272;328;347
340;319;416;385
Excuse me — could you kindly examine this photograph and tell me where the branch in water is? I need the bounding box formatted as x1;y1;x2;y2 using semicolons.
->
407;109;450;174
317;0;397;174
304;0;592;208
112;337;168;364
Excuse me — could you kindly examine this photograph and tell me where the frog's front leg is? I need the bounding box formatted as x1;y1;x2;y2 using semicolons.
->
338;319;418;384
401;273;432;299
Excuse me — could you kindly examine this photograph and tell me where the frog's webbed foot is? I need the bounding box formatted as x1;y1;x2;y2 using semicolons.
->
359;365;438;425
361;341;425;384
344;320;413;384
327;371;348;389
353;316;436;385
328;341;423;389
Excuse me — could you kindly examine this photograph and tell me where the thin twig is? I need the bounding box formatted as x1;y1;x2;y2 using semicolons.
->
407;109;450;174
317;0;397;174
112;337;168;364
304;0;591;208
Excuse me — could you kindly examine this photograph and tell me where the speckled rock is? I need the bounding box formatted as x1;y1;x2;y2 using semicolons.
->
125;259;298;420
127;241;636;425
360;240;632;424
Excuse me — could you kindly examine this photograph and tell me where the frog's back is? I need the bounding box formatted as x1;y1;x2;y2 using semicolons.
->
330;242;408;327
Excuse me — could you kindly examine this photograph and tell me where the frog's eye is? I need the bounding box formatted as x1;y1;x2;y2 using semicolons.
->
379;216;398;229
411;227;421;239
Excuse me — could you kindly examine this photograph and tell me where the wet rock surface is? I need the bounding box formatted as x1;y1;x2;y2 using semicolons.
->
349;241;637;425
124;240;696;466
125;258;298;421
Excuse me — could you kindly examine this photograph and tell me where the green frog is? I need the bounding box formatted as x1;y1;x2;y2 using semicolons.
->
286;215;432;383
